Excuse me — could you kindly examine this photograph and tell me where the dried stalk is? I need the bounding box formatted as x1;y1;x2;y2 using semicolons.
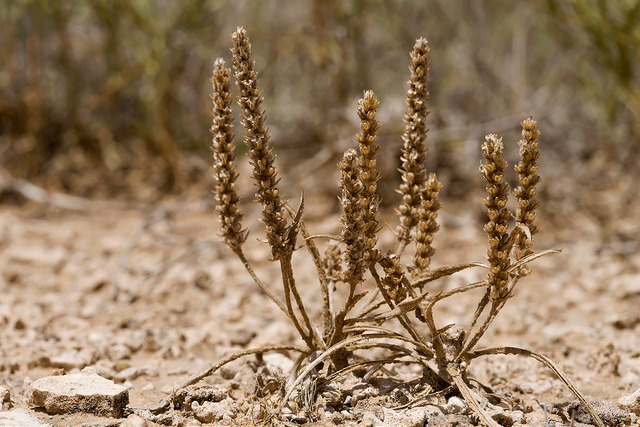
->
204;28;590;427
513;116;541;276
211;57;246;254
231;27;289;260
411;173;442;276
467;347;605;427
396;38;431;254
480;134;512;301
149;345;307;414
356;90;382;266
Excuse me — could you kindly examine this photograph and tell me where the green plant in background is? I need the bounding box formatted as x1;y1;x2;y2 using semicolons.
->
150;27;605;426
1;1;636;204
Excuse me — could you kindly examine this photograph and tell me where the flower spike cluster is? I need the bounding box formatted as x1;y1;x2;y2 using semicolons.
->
339;148;366;286
211;58;246;253
397;38;431;246
231;27;289;259
513;116;541;276
480;134;511;301
412;173;442;277
355;90;382;265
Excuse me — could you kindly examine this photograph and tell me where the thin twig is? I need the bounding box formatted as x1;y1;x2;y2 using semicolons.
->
280;332;432;410
280;255;314;349
467;346;605;427
285;204;332;339
236;250;289;316
149;344;307;414
369;265;431;352
448;366;501;427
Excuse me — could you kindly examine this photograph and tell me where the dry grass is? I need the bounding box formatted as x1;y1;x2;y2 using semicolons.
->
151;27;607;426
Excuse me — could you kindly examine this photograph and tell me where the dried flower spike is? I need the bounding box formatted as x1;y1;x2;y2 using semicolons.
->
480;134;511;301
356;90;382;265
322;240;343;285
231;27;289;259
513;116;541;276
380;252;407;303
339;148;366;286
412;173;442;277
397;38;431;247
211;57;246;253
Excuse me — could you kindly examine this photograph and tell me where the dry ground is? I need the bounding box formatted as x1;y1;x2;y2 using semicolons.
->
0;190;638;426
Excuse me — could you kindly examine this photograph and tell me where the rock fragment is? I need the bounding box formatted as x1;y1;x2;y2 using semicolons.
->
618;387;640;415
0;386;10;410
0;409;52;426
569;396;631;426
192;398;237;424
26;367;128;417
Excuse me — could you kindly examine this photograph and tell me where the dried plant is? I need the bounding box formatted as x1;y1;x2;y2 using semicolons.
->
150;27;604;427
210;58;246;254
355;90;382;266
513;116;541;276
397;38;431;255
411;173;442;278
480;134;512;301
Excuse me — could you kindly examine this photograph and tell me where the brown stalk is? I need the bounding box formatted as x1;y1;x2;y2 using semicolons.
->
211;57;246;254
280;254;316;349
211;57;288;316
356;90;382;266
300;217;334;337
480;134;511;301
329;148;366;364
368;264;431;352
231;26;289;260
397;38;431;254
230;28;317;354
411;173;442;276
339;148;366;287
149;344;307;414
512;115;541;276
467;347;605;427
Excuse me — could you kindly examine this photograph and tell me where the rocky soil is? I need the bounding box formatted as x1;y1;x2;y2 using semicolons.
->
0;192;638;426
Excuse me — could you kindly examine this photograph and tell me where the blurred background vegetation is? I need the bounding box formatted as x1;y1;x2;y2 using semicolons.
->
0;0;638;225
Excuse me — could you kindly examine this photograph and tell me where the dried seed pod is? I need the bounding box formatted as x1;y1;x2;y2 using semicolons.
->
412;173;442;277
513;116;541;276
355;90;382;265
211;58;246;253
339;149;366;286
397;38;431;246
231;27;288;259
380;252;407;303
322;240;343;285
480;134;511;301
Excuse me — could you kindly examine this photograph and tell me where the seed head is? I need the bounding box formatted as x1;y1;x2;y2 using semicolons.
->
397;38;431;245
480;134;511;300
211;57;246;253
231;27;289;259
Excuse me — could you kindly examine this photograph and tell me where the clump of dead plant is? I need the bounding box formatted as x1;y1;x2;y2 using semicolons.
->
151;27;604;427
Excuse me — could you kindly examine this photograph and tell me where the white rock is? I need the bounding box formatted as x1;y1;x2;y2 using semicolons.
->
262;352;294;373
510;410;526;424
404;406;445;425
445;396;469;414
381;407;444;427
618;387;640;415
192;398;237;424
120;414;148;427
0;409;52;426
0;386;10;410
27;366;128;417
359;411;384;427
48;348;95;370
